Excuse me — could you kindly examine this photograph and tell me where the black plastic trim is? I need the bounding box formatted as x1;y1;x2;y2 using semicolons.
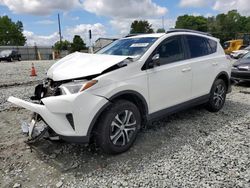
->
86;101;112;141
109;90;149;114
147;94;210;121
66;113;75;130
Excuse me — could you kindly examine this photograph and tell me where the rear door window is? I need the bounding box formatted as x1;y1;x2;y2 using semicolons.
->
186;35;210;58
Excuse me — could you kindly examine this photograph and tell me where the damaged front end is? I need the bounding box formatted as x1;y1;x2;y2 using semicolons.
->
8;52;133;143
8;76;110;144
15;79;65;143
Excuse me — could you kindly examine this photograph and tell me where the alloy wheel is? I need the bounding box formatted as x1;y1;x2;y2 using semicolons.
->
213;84;225;107
110;110;137;146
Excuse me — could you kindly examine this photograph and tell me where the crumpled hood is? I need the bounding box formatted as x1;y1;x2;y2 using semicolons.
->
47;52;128;81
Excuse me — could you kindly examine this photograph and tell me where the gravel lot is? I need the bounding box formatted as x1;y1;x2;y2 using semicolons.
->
0;60;249;187
0;60;55;86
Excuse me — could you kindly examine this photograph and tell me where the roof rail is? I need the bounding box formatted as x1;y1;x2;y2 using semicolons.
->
125;33;145;38
166;28;212;37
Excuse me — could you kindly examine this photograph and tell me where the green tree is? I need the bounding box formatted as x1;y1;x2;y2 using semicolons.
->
70;35;87;52
245;17;250;32
130;20;154;34
175;10;250;43
175;15;208;32
53;40;71;51
156;28;166;33
0;16;26;46
205;10;249;43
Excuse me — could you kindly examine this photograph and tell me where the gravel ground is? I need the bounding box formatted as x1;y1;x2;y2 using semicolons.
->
0;60;55;86
0;60;55;111
0;60;249;187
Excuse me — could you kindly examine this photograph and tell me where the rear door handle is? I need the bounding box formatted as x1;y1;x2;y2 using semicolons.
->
212;62;218;66
181;67;191;72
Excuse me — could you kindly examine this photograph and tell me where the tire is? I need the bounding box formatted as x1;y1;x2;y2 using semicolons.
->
8;57;13;62
18;57;21;61
206;79;227;112
95;100;141;154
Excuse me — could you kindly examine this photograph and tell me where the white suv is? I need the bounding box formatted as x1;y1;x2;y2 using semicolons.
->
8;29;231;154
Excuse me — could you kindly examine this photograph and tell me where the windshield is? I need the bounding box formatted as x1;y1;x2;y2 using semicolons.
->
0;50;12;57
97;37;157;57
242;52;250;59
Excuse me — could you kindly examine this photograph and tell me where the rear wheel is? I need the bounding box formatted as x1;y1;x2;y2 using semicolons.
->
206;79;227;112
95;100;141;154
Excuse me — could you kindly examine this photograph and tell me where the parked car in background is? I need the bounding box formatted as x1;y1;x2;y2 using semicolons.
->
8;29;231;154
0;50;21;62
231;52;250;82
230;46;250;59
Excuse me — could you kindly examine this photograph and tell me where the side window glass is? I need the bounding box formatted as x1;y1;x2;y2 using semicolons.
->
158;37;185;65
207;39;217;54
186;35;209;58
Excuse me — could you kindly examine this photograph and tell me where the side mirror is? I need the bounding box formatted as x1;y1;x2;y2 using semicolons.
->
148;53;160;68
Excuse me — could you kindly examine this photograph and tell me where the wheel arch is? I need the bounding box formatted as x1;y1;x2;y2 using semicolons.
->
87;90;149;141
109;90;149;119
214;71;231;93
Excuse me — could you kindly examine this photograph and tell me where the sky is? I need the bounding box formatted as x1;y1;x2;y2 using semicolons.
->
0;0;250;46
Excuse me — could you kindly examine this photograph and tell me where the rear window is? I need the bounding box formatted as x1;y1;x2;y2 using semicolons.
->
186;35;217;58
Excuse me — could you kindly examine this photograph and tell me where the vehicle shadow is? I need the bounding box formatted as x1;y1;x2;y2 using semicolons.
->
30;99;250;175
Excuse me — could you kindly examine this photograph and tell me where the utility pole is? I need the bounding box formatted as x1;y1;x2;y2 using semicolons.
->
89;29;93;53
58;13;62;43
162;16;165;30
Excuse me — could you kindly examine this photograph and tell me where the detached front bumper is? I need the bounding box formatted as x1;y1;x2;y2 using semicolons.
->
8;92;109;143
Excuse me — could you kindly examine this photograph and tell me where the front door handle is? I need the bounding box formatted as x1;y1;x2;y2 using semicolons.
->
181;67;191;72
212;62;218;66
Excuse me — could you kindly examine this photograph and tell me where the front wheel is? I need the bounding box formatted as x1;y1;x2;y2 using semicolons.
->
206;79;227;112
95;100;141;154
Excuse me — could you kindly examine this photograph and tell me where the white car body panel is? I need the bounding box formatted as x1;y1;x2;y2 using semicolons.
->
147;60;192;113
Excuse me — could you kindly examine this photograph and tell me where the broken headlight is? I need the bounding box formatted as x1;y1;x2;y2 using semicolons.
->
60;80;98;94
